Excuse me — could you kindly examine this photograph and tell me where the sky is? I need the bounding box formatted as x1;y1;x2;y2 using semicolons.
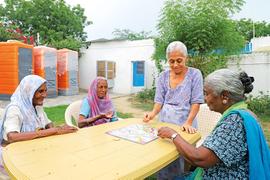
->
64;0;165;40
64;0;270;40
1;0;270;41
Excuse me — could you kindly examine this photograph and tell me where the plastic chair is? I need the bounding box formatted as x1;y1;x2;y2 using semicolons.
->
64;100;82;127
196;104;222;147
0;108;4;120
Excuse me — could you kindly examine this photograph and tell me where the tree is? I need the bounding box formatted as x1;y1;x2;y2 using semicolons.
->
154;0;246;75
0;0;91;51
0;25;16;42
112;29;153;40
235;18;270;41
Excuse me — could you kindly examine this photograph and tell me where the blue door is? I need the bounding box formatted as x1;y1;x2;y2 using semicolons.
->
132;61;145;86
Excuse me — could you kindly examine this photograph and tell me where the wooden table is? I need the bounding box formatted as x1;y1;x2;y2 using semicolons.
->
2;118;201;180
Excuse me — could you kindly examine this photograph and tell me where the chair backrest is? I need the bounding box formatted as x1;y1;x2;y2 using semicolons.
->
0;108;4;120
64;100;82;127
196;104;222;147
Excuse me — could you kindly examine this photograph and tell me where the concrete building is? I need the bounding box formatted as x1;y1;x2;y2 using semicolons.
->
251;36;270;52
228;52;270;96
79;39;157;94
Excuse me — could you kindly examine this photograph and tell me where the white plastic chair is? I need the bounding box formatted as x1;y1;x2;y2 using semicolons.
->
0;108;4;120
196;104;222;147
64;100;82;127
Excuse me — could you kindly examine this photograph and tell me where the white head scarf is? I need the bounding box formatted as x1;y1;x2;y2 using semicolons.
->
0;75;46;143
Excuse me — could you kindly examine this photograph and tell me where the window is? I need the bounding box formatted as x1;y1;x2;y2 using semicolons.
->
136;61;144;74
97;61;116;80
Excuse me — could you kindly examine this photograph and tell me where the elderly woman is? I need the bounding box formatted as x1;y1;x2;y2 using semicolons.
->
0;75;77;178
144;41;204;178
78;77;118;128
158;69;270;179
144;41;204;132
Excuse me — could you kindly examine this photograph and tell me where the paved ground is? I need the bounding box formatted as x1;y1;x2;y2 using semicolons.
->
0;91;124;108
0;91;147;118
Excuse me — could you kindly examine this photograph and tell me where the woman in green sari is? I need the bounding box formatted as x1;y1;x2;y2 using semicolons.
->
158;69;270;179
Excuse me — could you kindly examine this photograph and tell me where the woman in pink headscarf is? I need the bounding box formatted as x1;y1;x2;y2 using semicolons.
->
78;77;118;128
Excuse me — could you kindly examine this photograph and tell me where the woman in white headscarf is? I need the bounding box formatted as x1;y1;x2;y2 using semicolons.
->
0;75;77;178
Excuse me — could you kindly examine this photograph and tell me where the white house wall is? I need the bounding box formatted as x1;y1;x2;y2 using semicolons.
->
228;52;270;96
251;36;270;51
79;39;157;94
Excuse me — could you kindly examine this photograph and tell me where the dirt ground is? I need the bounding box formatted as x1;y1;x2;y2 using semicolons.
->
112;96;147;118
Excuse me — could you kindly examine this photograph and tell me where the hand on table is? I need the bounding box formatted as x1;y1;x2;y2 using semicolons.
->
181;122;197;134
56;125;78;135
158;127;177;139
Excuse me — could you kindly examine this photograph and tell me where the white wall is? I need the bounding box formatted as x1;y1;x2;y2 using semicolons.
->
251;36;270;51
79;39;157;94
228;52;270;96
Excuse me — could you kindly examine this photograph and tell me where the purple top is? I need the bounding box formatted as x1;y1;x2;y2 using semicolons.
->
154;67;204;127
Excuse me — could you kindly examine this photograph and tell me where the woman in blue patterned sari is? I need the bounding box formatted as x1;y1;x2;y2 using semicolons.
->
158;69;270;179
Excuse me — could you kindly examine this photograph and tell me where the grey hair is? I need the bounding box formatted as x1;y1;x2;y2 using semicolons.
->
166;41;188;59
204;69;246;102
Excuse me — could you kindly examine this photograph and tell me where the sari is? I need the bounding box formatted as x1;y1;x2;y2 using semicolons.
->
87;77;114;125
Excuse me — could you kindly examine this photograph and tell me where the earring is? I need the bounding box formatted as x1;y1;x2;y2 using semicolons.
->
222;100;228;104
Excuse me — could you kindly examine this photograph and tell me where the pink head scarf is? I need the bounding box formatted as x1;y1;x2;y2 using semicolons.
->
87;77;114;125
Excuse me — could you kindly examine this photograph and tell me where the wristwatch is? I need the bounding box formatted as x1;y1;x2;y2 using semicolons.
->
171;133;179;141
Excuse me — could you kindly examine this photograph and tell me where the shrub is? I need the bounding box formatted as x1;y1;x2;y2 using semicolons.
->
136;88;156;102
246;92;270;118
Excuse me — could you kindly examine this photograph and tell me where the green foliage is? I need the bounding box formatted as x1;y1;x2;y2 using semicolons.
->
153;0;246;76
112;28;153;40
0;22;22;42
51;37;82;52
136;88;156;102
0;0;91;51
187;55;228;77
246;92;270;119
0;26;14;41
235;18;270;41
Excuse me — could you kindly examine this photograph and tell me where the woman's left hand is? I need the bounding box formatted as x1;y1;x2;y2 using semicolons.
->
158;127;177;139
56;125;78;135
181;122;197;134
105;111;113;118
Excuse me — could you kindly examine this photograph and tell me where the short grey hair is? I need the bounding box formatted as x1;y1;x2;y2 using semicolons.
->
204;69;246;102
166;41;188;59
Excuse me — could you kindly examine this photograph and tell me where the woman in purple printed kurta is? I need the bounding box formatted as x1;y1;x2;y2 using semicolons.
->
144;41;204;179
155;67;204;127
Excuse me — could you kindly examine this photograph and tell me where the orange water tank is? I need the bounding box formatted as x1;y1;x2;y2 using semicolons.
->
57;49;79;96
34;46;58;97
0;42;33;100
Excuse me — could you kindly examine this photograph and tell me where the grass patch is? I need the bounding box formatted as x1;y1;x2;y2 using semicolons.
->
44;105;68;126
258;115;270;146
44;105;134;125
117;112;134;118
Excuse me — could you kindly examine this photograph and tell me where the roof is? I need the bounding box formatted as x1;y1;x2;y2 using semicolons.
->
89;38;153;43
89;38;128;43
